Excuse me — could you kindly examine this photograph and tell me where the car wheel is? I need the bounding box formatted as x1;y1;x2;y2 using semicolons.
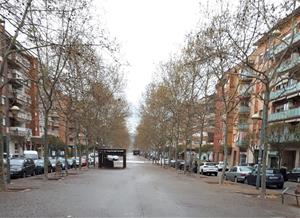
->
201;170;204;175
297;177;300;183
277;184;284;189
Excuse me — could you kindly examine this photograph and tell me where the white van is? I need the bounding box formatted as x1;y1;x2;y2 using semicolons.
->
24;150;38;160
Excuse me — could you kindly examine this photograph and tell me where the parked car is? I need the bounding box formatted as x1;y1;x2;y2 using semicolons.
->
57;158;66;170
217;161;229;171
67;158;76;168
170;159;176;168
199;162;218;176
34;159;52;174
176;159;186;170
133;150;140;155
24;150;38;160
10;157;35;178
49;158;57;172
245;168;284;189
225;166;253;182
107;155;119;161
287;167;300;183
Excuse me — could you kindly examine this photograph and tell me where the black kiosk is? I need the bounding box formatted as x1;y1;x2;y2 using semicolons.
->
98;148;126;169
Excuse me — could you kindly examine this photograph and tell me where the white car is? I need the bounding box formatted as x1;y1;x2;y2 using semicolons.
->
199;162;218;176
217;161;229;171
107;155;119;161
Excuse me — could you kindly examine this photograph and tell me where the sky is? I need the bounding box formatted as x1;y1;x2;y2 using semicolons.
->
95;0;202;133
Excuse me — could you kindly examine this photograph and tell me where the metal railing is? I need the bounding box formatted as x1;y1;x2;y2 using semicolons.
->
270;82;300;100
269;107;300;122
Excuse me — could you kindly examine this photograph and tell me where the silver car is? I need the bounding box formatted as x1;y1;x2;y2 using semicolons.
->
225;166;253;182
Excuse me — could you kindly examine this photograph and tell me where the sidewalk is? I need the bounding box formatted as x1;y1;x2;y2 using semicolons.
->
7;167;90;192
155;163;300;208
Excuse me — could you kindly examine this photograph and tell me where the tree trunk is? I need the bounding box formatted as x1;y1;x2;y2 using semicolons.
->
64;119;69;175
43;111;49;179
93;145;96;168
198;121;205;175
261;90;270;198
219;120;228;185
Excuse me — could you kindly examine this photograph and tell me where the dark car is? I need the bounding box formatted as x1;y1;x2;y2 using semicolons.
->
245;168;284;189
287;167;300;183
49;158;57;172
10;158;35;178
133;150;140;155
34;159;52;175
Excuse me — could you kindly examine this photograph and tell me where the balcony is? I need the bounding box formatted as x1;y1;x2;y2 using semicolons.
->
268;107;300;122
270;82;300;100
271;31;300;57
16;111;32;121
276;54;300;74
238;86;252;98
239;106;250;114
14;91;31;105
7;70;23;88
269;132;300;143
237;123;249;130
9;127;32;137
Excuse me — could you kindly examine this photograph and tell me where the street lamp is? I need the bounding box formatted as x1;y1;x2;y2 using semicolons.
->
6;105;20;183
251;112;262;190
10;105;20;116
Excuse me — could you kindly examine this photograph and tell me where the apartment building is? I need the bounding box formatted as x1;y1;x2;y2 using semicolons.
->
191;95;215;161
0;24;40;156
216;7;300;169
265;9;300;169
213;71;237;165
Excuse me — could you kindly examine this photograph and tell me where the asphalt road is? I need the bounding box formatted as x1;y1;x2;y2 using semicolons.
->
0;154;299;217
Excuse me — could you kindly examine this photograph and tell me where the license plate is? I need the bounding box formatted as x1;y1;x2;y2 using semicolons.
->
269;176;278;179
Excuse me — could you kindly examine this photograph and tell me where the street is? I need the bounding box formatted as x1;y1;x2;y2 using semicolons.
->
0;154;299;217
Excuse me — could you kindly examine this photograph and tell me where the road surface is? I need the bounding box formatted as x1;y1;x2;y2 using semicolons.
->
0;153;298;217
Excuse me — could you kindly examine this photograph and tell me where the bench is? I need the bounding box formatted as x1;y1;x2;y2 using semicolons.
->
281;186;300;206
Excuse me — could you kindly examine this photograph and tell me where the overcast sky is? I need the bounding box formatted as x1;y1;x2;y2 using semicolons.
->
94;0;207;133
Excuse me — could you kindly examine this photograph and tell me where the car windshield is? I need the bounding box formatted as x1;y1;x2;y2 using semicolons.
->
10;159;24;166
239;166;253;171
206;163;217;166
266;169;280;174
35;160;44;166
292;168;300;173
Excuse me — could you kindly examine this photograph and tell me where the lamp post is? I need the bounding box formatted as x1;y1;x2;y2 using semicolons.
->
251;112;262;190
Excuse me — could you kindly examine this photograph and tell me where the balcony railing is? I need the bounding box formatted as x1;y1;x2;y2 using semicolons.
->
9;127;32;137
269;132;300;143
16;111;32;121
239;106;250;113
276;54;300;73
237;123;249;130
271;31;300;56
14;91;32;105
238;86;251;97
270;82;300;100
268;107;300;122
